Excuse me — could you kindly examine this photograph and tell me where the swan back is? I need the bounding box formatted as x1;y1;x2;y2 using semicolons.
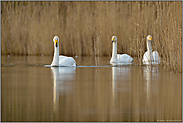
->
59;56;76;67
117;54;133;63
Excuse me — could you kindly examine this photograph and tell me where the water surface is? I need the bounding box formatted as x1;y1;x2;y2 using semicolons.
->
1;55;182;122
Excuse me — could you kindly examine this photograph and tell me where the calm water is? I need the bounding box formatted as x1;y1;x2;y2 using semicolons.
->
1;55;182;122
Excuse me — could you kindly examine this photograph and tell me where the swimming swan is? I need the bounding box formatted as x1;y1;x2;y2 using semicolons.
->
51;36;76;67
142;35;160;64
110;36;133;64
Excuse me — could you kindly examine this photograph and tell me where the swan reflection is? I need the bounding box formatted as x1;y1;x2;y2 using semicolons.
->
111;63;131;99
51;67;76;113
143;66;159;103
112;66;117;100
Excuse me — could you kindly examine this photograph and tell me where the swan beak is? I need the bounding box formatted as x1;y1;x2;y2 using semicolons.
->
55;40;58;47
149;37;153;42
111;37;115;43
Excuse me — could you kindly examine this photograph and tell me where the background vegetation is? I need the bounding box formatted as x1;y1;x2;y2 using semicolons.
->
1;1;182;72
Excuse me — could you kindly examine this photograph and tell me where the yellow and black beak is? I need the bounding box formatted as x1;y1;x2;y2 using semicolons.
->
149;37;153;42
55;39;58;47
111;37;115;43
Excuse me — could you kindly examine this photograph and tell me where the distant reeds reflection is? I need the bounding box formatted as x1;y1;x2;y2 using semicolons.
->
1;56;181;121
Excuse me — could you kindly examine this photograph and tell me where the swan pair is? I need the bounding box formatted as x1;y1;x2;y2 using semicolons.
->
110;35;160;65
51;35;160;67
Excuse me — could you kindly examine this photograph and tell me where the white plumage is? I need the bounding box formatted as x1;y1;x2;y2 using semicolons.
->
117;54;133;63
142;35;160;64
110;36;133;64
51;36;76;67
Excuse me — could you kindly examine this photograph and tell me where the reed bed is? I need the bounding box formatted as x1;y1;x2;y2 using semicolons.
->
1;1;182;72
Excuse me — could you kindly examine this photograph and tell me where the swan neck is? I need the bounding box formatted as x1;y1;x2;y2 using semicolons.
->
147;40;152;62
111;42;117;61
51;46;59;66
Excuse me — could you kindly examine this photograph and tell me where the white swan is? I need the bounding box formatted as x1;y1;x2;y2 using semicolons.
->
51;36;76;67
110;36;133;64
142;35;160;64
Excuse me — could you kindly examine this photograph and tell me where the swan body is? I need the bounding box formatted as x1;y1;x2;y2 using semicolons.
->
110;36;133;64
142;35;160;64
117;54;133;63
51;36;76;67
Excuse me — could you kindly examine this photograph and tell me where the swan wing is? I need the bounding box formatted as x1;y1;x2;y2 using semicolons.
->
143;51;160;64
152;51;160;64
59;55;67;60
118;54;133;63
117;54;120;59
142;51;149;63
59;56;76;67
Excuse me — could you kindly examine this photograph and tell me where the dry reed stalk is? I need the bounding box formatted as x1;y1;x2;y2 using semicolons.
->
1;1;182;72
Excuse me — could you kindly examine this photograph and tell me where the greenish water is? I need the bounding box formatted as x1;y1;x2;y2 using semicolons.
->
1;55;182;122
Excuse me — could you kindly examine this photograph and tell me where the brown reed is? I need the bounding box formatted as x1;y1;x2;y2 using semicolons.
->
1;1;182;72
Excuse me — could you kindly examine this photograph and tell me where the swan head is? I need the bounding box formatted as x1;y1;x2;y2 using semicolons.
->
147;35;153;42
53;36;59;47
111;36;117;43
